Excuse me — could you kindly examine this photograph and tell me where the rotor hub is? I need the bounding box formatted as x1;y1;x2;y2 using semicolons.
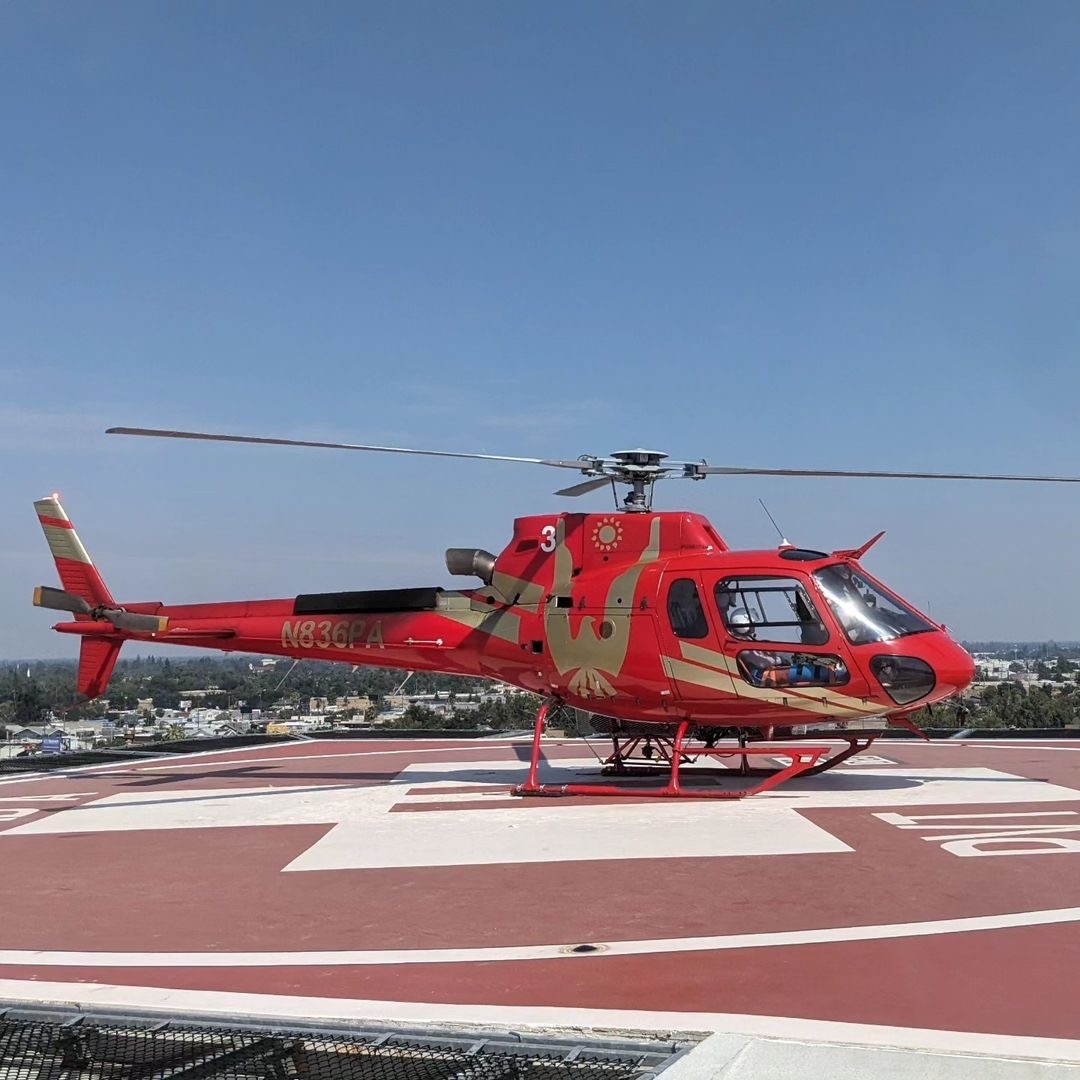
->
571;449;678;511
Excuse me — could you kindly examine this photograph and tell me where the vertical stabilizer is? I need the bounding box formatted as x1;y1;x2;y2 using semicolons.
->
78;637;123;699
33;495;115;610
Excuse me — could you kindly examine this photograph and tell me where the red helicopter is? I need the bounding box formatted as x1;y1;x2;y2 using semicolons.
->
32;429;1080;798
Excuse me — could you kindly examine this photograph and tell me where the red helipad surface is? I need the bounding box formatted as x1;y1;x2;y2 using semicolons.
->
2;737;1080;1055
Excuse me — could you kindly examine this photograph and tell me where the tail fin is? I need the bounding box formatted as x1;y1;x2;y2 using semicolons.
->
35;494;124;699
33;494;115;610
78;637;123;699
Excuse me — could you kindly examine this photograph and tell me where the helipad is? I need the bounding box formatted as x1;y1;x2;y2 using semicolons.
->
2;737;1080;1062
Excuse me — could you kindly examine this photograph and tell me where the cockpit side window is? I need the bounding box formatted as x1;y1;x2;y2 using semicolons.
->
714;576;828;645
667;578;709;639
813;564;936;644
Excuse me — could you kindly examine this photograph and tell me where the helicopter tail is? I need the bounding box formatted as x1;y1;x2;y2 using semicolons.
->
32;494;150;699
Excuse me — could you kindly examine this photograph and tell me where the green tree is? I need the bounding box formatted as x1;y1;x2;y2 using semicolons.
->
393;704;445;729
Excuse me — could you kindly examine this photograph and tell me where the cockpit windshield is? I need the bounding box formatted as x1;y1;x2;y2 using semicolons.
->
812;564;937;644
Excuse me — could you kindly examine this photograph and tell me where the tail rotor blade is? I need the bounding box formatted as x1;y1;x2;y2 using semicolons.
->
34;586;92;616
103;611;168;634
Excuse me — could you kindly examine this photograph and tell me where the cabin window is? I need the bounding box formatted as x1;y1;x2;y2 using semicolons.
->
714;576;828;645
737;649;850;688
667;578;709;639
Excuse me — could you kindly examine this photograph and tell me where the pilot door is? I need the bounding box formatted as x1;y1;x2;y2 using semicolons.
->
703;570;872;724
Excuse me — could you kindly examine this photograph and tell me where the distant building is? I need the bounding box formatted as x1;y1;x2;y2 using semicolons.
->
4;725;64;742
335;695;373;712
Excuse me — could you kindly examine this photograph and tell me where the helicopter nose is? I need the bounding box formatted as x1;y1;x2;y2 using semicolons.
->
869;635;974;707
931;637;976;699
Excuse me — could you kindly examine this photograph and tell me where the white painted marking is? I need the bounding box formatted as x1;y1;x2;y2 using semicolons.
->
0;743;310;787
880;811;1080;824
769;754;897;768
285;804;851;869
0;738;532;787
909;740;1080;751
0;763;853;863
2;906;1080;968
5;762;1077;872
289;762;1080;871
876;810;1080;855
0;979;1078;1063
136;742;530;772
829;754;896;766
0;792;97;802
2;783;401;833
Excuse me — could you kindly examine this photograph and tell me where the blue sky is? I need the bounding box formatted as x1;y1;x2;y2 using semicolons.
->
3;1;1080;657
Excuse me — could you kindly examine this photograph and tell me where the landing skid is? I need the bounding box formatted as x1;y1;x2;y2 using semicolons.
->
512;701;880;800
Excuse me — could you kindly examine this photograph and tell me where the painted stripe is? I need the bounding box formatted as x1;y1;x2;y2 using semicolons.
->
0;739;535;786
37;515;73;530
675;640;884;716
679;640;743;674
3;906;1080;968
666;654;882;719
0;979;1077;1062
135;742;534;772
42;524;92;564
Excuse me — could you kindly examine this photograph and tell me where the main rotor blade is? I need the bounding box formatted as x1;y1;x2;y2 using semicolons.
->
33;586;91;616
696;466;1080;482
554;477;611;497
107;427;588;470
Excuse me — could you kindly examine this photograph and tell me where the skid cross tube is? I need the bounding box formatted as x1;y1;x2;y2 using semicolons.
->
601;731;878;780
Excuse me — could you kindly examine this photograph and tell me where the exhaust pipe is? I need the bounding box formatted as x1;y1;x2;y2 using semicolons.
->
445;548;496;584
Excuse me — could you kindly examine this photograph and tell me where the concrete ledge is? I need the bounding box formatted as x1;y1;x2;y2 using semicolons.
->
660;1032;1080;1078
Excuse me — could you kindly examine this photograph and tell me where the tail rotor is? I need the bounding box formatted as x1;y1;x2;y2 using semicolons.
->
33;585;167;634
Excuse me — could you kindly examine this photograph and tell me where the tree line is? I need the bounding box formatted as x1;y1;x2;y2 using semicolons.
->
0;656;492;726
3;655;1080;734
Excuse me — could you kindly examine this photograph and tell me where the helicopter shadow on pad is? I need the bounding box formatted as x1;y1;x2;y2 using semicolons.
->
749;770;1053;796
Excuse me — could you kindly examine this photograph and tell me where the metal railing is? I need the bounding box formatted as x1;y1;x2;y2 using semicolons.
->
0;1005;690;1080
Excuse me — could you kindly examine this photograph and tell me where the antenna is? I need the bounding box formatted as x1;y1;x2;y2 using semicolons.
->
758;499;790;547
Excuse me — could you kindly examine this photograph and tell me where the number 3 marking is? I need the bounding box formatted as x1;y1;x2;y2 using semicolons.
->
540;524;557;552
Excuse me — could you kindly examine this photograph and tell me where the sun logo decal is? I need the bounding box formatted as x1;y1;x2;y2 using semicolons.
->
591;516;624;552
